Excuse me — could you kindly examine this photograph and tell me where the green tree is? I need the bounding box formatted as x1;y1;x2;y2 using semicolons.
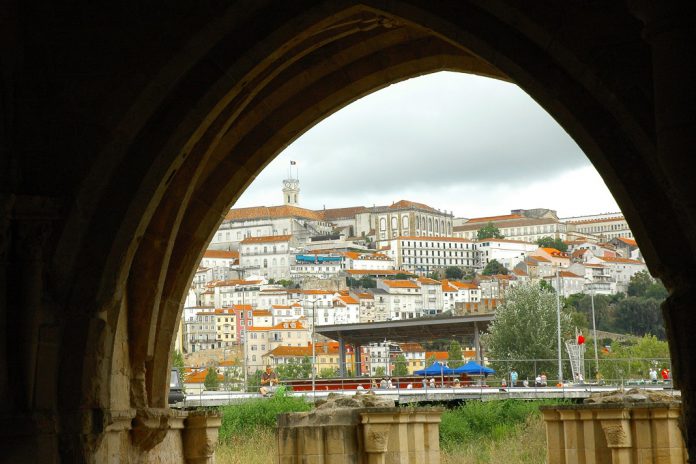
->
482;259;509;276
565;293;614;332
599;335;670;381
374;366;386;377
536;236;568;252
627;270;653;297
477;222;505;240
393;354;409;376
359;277;377;288
171;350;185;371
484;283;573;380
539;279;555;293
445;266;464;280
319;367;339;378
613;296;665;339
447;341;464;368
426;271;440;280
276;356;312;379
203;367;220;391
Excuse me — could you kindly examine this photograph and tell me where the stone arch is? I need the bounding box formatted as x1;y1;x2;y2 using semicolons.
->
4;1;696;462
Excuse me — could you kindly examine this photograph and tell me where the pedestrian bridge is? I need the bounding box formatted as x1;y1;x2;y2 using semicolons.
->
177;385;679;408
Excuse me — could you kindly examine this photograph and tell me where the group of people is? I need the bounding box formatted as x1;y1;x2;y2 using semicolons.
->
649;367;671;382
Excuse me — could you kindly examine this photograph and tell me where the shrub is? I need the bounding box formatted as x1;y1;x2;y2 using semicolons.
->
218;389;311;442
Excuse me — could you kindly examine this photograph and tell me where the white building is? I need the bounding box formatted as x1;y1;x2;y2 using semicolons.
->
382;236;478;275
477;239;539;270
246;319;311;374
343;251;394;270
544;271;586;297
453;209;569;243
563;213;634;240
417;276;444;315
376;279;423;320
441;280;481;312
239;235;295;280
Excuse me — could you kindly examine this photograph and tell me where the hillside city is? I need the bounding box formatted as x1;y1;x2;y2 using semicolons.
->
175;173;651;390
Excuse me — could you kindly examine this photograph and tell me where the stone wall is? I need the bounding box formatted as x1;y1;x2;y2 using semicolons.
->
277;393;442;463
541;389;686;464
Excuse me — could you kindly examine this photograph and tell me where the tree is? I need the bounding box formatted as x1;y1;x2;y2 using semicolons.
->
482;259;509;276
444;266;464;280
203;367;220;391
536;236;568;252
627;270;668;300
447;341;464;368
539;279;555;293
319;367;339;378
426;271;440;280
477;222;504;240
599;335;670;381
374;366;386;377
276;356;312;379
393;354;409;376
171;350;185;371
484;283;573;380
613;296;665;339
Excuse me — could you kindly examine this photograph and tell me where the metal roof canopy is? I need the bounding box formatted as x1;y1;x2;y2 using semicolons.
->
315;314;494;346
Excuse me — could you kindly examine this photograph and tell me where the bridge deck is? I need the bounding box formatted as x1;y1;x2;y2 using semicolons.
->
177;386;679;408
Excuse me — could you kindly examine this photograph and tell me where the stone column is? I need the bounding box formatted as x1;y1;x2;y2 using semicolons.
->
182;410;222;464
596;409;632;464
630;3;696;457
338;337;346;377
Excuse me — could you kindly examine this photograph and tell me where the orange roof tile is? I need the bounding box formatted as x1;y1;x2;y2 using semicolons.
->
417;277;441;285
185;369;224;384
399;343;425;352
389;200;440;213
203;249;239;259
252;310;272;316
337;295;358;305
616;237;638;247
600;256;644;264
382;280;419;289
426;351;449;361
226;205;323;222
396;236;473;243
240;234;292;244
466;214;524;223
319;206;368;221
357;292;374;299
345;270;409;276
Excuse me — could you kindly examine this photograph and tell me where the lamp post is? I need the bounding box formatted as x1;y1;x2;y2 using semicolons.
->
585;278;600;377
305;297;319;392
555;265;563;384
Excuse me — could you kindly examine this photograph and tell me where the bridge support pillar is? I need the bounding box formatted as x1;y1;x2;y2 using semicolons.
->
338;337;347;377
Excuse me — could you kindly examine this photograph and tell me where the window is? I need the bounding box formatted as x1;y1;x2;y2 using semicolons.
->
380;218;387;231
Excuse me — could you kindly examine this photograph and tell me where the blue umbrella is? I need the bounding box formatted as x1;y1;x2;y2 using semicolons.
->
414;361;456;376
453;360;496;375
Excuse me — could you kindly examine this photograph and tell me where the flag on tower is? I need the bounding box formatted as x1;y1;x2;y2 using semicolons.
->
290;160;296;165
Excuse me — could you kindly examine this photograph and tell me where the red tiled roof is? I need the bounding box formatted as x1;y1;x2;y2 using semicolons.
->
203;249;239;259
466;214;524;223
616;237;638;247
226;205;323;221
426;351;449;361
382;280;419;289
240;234;292;244
319;206;368;221
389;200;439;213
417;277;441;285
600;256;644;264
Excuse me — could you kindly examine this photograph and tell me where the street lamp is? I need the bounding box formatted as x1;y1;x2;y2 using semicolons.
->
305;297;320;392
555;265;563;384
585;278;600;378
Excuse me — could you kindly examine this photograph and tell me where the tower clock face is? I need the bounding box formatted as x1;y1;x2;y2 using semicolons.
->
284;180;298;189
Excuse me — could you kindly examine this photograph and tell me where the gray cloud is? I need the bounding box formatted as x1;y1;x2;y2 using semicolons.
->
234;72;619;218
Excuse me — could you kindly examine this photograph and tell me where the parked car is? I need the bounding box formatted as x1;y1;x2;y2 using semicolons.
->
168;368;185;405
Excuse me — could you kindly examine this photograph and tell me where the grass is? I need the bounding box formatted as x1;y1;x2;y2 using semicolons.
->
216;397;558;464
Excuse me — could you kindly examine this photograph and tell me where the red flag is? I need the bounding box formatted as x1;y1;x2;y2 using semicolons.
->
577;334;585;345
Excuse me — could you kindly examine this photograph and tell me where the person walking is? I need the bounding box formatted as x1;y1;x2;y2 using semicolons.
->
510;368;518;388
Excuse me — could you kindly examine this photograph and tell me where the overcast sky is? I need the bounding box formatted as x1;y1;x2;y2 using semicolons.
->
233;72;620;219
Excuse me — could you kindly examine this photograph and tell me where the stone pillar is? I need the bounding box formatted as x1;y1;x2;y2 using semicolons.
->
182;411;222;464
276;394;442;464
338;337;346;377
541;393;687;464
630;3;696;456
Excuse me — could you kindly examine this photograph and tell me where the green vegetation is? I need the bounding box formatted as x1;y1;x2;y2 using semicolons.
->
217;399;559;464
477;222;504;240
482;259;509;276
485;283;573;380
374;366;386;377
319;367;339;378
346;276;377;288
444;266;464;280
447;341;464;368
393;354;409;376
275;356;311;380
599;335;670;381
536;236;568;252
204;367;220;391
440;400;561;451
564;271;667;339
218;389;311;442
